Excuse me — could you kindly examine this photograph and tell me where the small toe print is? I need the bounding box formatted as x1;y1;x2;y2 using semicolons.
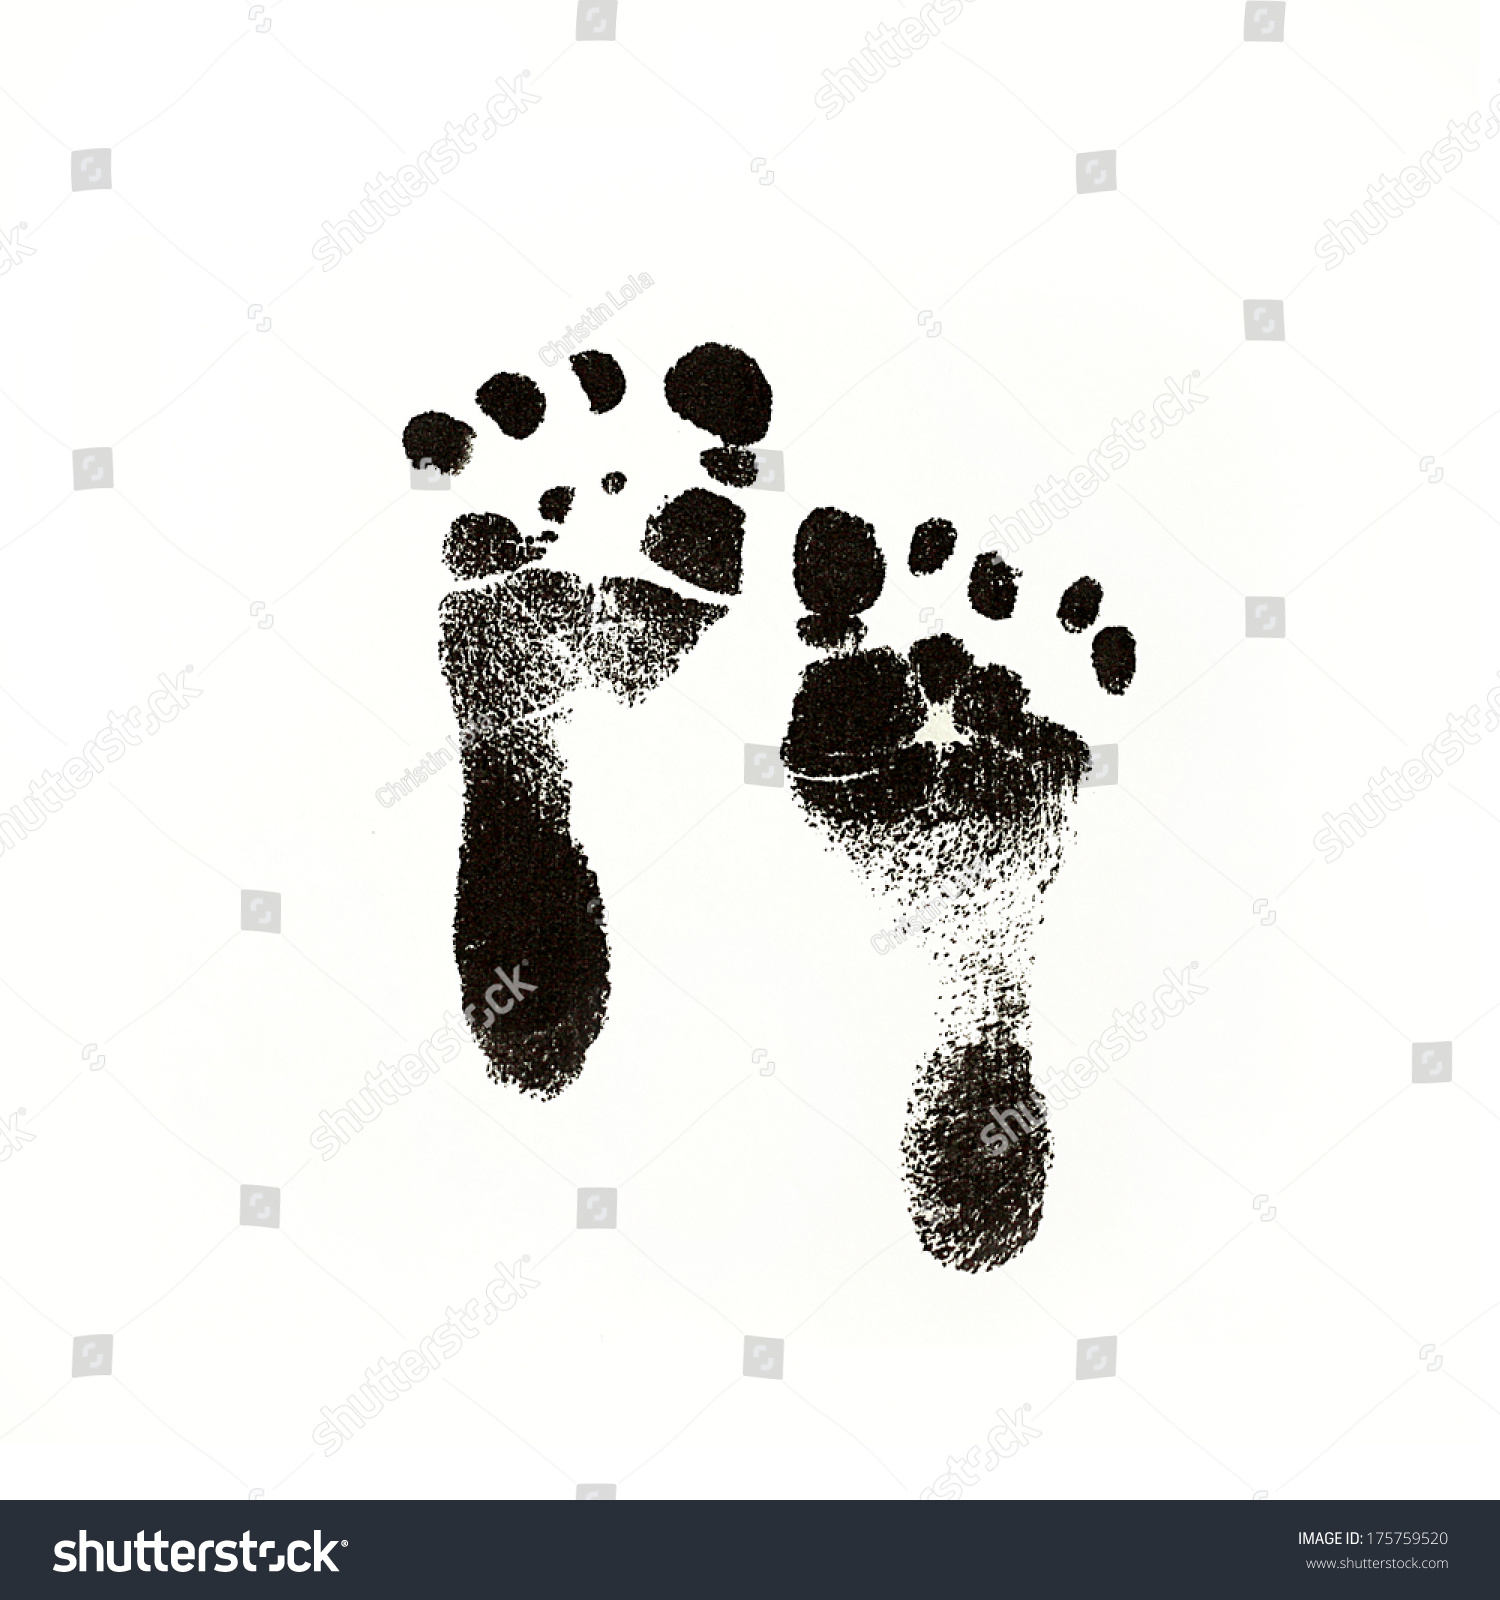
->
909;632;974;703
794;507;885;615
403;411;474;475
1092;626;1136;694
539;486;575;524
1058;577;1102;633
569;351;626;414
968;552;1019;621
476;372;546;439
664;343;773;445
909;518;957;576
601;471;626;494
700;447;759;488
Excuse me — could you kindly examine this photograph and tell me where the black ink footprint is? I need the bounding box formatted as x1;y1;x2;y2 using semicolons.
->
402;343;773;1098
405;340;1138;1276
781;515;1136;1272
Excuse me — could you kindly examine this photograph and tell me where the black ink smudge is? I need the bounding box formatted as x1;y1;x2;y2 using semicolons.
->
476;372;546;439
909;517;957;576
700;446;759;488
968;552;1018;620
1058;577;1102;633
642;487;745;595
569;350;626;414
403;411;474;475
664;342;772;445
1092;625;1136;694
539;486;575;524
601;471;626;495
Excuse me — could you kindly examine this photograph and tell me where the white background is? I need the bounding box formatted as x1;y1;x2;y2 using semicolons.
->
0;0;1496;1500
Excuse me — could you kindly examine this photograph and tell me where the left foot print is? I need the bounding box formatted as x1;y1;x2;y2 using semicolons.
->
402;343;774;1097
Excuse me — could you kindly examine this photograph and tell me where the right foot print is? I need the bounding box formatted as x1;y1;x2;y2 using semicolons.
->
403;343;774;1097
781;514;1136;1272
